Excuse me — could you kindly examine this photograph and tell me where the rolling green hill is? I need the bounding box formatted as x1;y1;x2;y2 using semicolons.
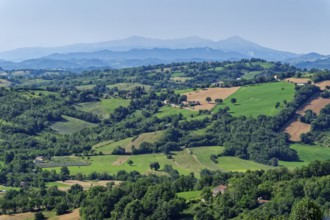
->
213;82;295;117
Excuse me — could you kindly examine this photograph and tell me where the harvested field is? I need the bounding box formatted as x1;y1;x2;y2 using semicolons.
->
285;77;311;84
184;87;240;110
283;93;330;141
315;80;330;90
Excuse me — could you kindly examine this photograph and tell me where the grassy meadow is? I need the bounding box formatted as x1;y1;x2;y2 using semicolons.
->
76;98;130;118
94;131;164;154
155;106;198;119
50;115;97;135
213;82;295;117
279;144;330;169
177;190;202;200
45;146;274;176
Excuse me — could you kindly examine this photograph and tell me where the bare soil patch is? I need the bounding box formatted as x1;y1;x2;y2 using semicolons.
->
283;114;311;142
184;87;240;110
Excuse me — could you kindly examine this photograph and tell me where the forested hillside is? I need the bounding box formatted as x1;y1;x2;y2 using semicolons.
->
1;59;330;219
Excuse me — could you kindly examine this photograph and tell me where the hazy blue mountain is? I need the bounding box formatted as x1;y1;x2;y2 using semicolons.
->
284;53;330;69
0;47;247;71
0;36;298;62
3;36;330;71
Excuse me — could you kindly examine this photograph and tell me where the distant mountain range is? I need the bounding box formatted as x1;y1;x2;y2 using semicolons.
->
0;36;328;71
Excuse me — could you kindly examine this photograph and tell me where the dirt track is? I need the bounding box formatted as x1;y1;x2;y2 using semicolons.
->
184;87;240;110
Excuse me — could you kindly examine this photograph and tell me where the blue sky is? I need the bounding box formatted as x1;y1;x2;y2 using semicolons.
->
0;0;329;54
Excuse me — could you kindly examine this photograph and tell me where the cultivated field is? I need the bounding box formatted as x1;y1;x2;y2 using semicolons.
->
50;115;97;135
297;93;330;114
283;114;311;142
283;93;330;141
213;82;295;117
315;80;330;90
184;87;240;110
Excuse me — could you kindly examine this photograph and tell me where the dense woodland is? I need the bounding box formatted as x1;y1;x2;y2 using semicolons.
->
1;59;330;219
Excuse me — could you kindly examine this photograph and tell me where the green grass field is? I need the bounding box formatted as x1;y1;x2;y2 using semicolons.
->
170;77;193;82
76;84;96;90
213;82;295;117
76;98;130;118
0;185;19;191
191;147;272;171
279;144;330;169
101;98;130;113
171;71;185;77
242;71;262;79
45;146;274;176
155;106;198;119
50;115;97;135
94;131;164;153
177;190;201;200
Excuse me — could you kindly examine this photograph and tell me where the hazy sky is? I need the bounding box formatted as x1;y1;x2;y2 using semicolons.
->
0;0;329;54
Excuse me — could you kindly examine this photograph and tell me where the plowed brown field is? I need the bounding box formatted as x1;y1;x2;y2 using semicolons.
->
315;80;330;90
283;93;330;141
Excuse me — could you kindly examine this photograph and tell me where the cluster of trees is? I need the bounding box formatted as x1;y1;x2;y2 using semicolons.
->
301;104;330;144
3;160;330;219
312;70;330;83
